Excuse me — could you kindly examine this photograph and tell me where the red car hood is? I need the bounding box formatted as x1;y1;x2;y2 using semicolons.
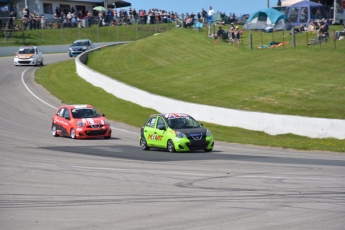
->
76;118;106;126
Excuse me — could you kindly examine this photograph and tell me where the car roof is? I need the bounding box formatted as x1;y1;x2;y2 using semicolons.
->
61;104;94;109
19;46;37;49
151;113;191;119
73;39;91;42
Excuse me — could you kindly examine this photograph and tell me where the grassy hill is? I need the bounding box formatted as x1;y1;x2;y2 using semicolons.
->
86;27;345;119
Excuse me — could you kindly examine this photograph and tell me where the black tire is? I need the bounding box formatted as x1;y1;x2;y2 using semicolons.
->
52;125;59;137
167;140;175;153
104;136;111;139
140;137;150;150
40;59;43;66
204;148;213;152
70;128;77;139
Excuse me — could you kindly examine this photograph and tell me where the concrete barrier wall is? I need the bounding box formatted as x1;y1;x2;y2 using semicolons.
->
76;46;345;139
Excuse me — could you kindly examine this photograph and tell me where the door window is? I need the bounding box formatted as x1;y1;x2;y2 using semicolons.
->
57;108;65;117
146;117;156;128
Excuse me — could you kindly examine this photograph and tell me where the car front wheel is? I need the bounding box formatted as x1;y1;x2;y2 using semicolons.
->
70;128;77;139
204;148;213;152
140;137;150;150
52;125;59;137
167;140;175;153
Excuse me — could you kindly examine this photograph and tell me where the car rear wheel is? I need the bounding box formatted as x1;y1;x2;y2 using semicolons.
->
104;136;111;139
70;128;77;139
40;59;43;66
167;140;175;153
52;125;59;137
140;137;150;150
204;148;213;152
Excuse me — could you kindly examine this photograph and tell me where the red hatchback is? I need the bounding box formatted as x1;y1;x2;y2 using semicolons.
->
51;104;111;139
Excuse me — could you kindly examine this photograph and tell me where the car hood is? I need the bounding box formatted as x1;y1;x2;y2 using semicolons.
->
173;127;207;137
75;117;106;125
16;54;34;58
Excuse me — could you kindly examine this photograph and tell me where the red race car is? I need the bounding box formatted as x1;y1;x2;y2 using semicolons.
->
51;104;111;139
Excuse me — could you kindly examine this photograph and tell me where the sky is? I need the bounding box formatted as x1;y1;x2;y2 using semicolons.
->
121;0;281;17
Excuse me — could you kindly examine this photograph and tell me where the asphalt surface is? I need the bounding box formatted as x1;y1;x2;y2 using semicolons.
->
0;54;345;229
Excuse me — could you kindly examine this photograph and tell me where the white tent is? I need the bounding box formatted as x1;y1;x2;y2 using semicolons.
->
282;0;306;6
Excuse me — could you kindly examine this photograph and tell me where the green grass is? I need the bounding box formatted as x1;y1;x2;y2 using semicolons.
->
35;60;345;152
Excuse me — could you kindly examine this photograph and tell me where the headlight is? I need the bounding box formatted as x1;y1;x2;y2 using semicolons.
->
206;129;212;136
29;55;34;58
76;121;86;127
175;131;186;138
69;47;73;51
15;55;18;58
104;119;110;125
83;46;87;50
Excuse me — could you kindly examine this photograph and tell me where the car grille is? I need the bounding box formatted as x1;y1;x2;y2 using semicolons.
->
18;61;31;64
87;124;104;128
187;140;210;150
85;130;107;136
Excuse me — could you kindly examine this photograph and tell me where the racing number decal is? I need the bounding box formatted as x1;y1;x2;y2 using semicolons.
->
148;134;163;141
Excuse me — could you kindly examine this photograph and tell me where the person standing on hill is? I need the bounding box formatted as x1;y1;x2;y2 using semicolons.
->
8;11;14;29
207;6;214;23
201;8;207;23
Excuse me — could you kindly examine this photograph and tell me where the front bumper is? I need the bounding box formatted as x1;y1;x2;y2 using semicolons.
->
75;126;111;138
69;49;86;56
14;58;38;66
174;136;214;152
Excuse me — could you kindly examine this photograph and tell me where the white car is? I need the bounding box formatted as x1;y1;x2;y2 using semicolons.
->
68;39;95;57
14;46;43;66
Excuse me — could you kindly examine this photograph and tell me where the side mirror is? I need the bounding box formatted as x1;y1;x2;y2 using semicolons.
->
200;123;204;127
102;114;105;117
158;126;166;130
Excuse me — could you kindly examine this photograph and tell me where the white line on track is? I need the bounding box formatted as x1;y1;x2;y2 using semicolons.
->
20;65;138;135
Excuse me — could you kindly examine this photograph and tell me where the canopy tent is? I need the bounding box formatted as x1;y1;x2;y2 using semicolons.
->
282;0;307;6
243;8;292;31
286;1;328;26
107;0;131;8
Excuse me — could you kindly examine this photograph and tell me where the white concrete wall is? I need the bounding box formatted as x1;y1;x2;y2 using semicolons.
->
76;46;345;140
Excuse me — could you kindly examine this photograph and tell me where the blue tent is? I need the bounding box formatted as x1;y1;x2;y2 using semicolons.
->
286;1;328;26
243;8;292;31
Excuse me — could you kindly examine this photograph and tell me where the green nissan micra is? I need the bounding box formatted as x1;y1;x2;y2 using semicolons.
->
139;113;214;152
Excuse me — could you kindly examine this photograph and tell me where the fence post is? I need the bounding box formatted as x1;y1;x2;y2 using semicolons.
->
249;33;253;50
181;14;184;29
292;28;296;48
333;30;337;49
136;20;138;40
306;30;308;48
283;30;285;49
41;24;44;41
97;24;99;42
116;22;118;41
272;30;274;50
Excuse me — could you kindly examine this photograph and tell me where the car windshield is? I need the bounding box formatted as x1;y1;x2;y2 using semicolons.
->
71;108;101;118
73;41;89;46
18;48;35;54
167;117;200;129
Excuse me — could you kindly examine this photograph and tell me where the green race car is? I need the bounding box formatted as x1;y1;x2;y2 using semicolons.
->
139;113;214;152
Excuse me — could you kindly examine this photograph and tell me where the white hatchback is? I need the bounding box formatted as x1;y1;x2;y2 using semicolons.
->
14;46;43;66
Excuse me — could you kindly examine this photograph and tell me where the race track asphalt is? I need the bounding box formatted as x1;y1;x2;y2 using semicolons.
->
0;54;344;229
